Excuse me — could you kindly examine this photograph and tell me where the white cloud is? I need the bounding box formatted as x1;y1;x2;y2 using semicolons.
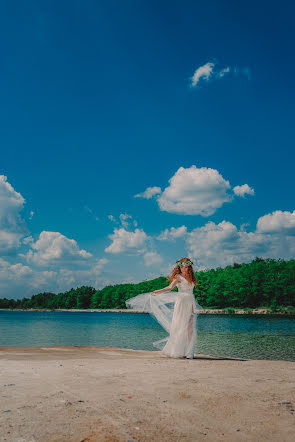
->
256;210;295;234
119;213;132;229
93;257;109;269
21;231;92;267
22;235;34;245
218;67;231;78
105;227;149;254
134;186;162;199
108;213;137;229
143;251;163;267
49;257;110;291
0;260;34;295
156;225;188;241
0;175;24;217
0;262;32;298
190;63;250;88
138;165;254;216
0;231;25;252
156;260;181;278
0;255;110;299
0;175;29;251
186;217;295;269
233;184;255;197
27;270;58;291
156;165;233;216
0;257;9;267
191;62;215;87
9;263;33;276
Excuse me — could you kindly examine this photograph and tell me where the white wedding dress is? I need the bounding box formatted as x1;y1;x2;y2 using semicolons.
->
125;275;203;359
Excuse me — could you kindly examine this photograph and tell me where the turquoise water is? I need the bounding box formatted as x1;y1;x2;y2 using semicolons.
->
0;310;295;361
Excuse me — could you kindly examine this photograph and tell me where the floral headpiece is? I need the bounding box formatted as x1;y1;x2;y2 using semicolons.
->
176;259;194;267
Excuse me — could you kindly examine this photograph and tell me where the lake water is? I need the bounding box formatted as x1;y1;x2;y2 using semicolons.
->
1;310;295;361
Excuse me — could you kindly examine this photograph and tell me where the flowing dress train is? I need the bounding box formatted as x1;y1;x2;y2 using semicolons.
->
125;275;203;359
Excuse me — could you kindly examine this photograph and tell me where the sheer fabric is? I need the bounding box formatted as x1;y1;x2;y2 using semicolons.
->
125;275;203;359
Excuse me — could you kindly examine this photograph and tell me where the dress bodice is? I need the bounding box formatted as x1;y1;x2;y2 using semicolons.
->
176;275;194;294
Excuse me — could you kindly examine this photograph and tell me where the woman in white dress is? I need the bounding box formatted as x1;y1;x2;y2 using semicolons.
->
125;257;203;359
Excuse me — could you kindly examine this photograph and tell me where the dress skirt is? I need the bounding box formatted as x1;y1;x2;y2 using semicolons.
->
126;290;203;359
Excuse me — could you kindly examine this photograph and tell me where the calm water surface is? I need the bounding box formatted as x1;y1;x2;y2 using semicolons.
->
0;310;295;361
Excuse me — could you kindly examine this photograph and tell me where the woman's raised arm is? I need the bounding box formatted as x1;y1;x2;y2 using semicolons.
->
151;276;180;296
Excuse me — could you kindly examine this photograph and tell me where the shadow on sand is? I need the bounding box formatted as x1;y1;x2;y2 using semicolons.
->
192;354;247;361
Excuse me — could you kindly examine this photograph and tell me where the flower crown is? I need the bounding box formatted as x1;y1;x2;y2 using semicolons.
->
176;259;194;267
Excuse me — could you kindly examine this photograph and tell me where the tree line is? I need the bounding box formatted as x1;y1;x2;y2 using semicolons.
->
0;257;294;310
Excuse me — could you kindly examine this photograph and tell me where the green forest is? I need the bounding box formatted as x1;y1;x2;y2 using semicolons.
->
0;257;295;311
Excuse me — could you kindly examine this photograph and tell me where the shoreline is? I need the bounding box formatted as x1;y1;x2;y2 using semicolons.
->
1;307;294;315
0;345;294;441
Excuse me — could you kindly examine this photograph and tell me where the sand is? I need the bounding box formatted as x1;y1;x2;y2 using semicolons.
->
0;346;294;442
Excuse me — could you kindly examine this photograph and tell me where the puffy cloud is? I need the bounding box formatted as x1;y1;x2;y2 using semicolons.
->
92;257;110;271
46;257;109;291
256;210;295;234
0;259;34;296
191;62;215;87
107;213;137;229
233;184;255;197
134;186;162;199
137;165;254;216
0;231;25;252
21;231;92;266
0;175;29;251
105;227;149;254
0;175;24;217
22;235;34;245
119;213;132;229
0;256;110;299
9;263;33;276
157;165;233;216
156;225;188;241
186;218;295;270
143;251;163;267
0;257;9;267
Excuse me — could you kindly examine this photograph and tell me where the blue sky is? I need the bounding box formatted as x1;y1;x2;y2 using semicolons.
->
1;0;295;298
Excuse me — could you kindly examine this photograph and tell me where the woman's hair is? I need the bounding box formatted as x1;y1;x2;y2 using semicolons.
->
167;257;198;287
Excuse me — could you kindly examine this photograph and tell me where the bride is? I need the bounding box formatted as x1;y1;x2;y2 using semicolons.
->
125;257;203;359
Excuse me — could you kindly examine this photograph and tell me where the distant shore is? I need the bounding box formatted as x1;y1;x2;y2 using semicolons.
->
1;307;294;315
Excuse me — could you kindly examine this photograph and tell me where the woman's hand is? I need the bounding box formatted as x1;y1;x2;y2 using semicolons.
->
151;290;160;296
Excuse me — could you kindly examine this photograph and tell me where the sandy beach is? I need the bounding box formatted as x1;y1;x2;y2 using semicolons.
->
0;346;294;442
